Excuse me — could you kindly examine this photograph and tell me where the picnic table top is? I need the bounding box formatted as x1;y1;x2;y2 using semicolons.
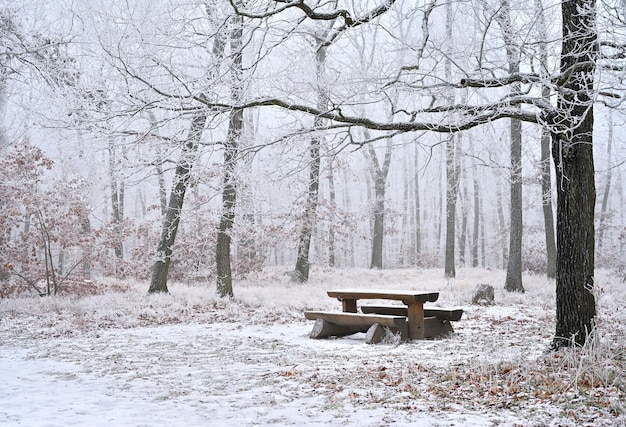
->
326;289;439;304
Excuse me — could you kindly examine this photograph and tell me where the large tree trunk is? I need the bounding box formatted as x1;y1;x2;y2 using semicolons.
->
550;0;596;349
148;113;206;294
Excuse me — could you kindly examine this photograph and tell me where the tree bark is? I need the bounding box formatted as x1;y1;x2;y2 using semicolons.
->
149;113;206;294
550;0;596;349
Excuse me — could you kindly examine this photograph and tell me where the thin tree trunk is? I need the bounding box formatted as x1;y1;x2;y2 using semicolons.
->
327;157;336;267
496;0;524;293
444;134;459;278
458;168;468;267
443;1;458;278
472;165;480;267
597;110;613;251
496;182;508;268
149;113;206;294
414;144;421;261
536;0;556;279
108;137;124;265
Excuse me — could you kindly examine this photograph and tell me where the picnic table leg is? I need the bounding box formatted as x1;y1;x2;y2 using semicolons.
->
340;298;357;313
407;302;425;340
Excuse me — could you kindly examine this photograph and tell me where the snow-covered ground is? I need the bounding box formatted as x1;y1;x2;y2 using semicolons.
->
1;268;624;426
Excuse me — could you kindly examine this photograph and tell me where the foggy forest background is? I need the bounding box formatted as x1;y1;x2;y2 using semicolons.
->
1;0;625;297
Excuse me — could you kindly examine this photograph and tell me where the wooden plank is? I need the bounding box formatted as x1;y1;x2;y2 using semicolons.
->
361;305;464;321
303;311;407;329
327;289;439;304
361;305;407;316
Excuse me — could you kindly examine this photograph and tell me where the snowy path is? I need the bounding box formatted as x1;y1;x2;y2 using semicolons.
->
2;322;516;426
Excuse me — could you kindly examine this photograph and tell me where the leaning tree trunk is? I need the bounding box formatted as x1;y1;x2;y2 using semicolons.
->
293;133;321;281
550;0;596;349
216;11;244;298
293;30;331;281
148;113;206;294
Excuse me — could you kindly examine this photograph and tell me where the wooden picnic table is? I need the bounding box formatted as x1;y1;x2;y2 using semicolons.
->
326;289;440;340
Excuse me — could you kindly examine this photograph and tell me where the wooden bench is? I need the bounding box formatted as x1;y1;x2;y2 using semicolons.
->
304;311;408;344
303;289;463;344
361;305;463;338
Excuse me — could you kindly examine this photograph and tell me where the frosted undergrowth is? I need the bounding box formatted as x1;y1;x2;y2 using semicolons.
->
1;268;624;426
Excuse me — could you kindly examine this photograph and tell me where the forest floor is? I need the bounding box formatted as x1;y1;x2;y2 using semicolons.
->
1;268;625;426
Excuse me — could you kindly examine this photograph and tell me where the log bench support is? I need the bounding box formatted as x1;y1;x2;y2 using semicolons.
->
361;305;463;338
304;311;408;344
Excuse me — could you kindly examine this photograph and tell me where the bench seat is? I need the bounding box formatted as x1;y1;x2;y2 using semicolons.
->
360;305;463;321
